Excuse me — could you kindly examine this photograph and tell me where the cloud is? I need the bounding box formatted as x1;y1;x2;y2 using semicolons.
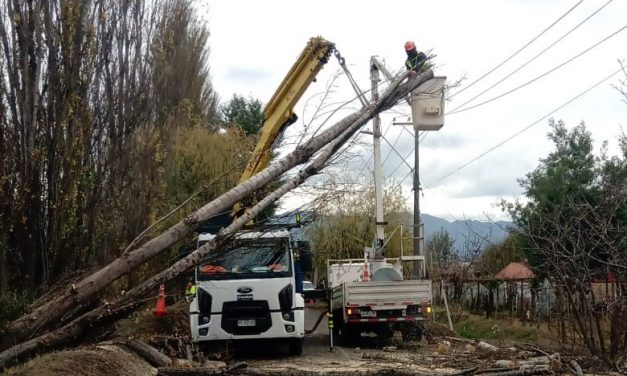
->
420;133;467;149
224;67;272;83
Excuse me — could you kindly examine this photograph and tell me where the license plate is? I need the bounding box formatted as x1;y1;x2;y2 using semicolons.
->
237;319;256;327
361;310;376;317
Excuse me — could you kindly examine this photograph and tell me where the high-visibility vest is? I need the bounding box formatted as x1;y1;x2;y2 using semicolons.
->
405;52;429;72
185;285;197;297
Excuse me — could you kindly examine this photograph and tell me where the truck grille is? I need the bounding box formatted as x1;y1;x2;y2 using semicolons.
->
221;300;272;335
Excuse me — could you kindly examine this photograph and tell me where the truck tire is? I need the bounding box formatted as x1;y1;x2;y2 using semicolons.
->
288;338;303;356
377;324;394;340
402;323;423;343
340;326;361;345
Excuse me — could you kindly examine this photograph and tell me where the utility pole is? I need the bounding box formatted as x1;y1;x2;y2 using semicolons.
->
370;57;385;257
413;127;422;276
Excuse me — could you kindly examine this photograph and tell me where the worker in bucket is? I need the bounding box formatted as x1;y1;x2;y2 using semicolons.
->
404;41;429;77
185;281;197;302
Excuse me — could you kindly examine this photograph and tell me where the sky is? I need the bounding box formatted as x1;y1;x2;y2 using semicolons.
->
201;0;627;222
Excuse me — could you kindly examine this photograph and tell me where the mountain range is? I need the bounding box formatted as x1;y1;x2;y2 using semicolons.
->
414;213;512;252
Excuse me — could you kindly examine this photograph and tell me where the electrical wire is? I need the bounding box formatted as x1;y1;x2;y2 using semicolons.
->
449;0;585;99
449;25;626;115
451;0;614;112
425;67;623;188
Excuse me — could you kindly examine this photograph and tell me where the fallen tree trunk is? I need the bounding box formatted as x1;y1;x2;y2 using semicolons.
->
123;338;172;367
0;70;433;368
0;69;434;350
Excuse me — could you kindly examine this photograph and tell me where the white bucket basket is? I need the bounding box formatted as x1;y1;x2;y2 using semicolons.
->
410;76;446;131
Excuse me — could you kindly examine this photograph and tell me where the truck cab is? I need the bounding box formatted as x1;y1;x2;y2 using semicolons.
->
189;228;310;355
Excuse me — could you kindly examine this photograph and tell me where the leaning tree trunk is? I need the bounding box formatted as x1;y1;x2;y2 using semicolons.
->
0;71;434;364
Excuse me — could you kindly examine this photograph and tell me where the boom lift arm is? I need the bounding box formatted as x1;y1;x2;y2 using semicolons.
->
232;37;335;218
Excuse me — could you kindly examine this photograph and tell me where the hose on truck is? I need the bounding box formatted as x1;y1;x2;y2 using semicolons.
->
305;310;329;334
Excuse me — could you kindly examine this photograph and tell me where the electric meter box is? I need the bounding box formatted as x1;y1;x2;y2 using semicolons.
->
410;76;446;131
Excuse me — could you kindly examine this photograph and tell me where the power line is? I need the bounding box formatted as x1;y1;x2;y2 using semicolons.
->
425;67;623;188
449;0;585;99
355;119;393;176
381;126;405;167
448;25;626;115
450;0;614;111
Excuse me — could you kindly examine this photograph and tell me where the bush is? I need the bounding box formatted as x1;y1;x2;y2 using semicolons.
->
0;289;30;325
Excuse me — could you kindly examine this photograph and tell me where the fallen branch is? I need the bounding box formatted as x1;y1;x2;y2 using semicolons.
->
445;336;476;344
361;351;423;365
157;368;222;376
449;367;478;376
478;369;549;376
124;338;172;367
567;360;583;376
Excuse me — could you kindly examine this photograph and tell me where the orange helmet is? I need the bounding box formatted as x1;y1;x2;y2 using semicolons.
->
404;41;416;51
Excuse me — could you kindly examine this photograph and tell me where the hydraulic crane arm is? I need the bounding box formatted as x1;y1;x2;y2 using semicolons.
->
233;37;335;218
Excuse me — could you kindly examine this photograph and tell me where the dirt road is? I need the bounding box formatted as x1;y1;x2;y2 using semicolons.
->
8;305;601;375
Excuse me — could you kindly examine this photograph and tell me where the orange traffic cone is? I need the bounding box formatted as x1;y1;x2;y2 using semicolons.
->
154;284;167;316
362;260;370;282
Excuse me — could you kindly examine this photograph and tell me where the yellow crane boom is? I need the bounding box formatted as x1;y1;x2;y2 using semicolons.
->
232;37;335;218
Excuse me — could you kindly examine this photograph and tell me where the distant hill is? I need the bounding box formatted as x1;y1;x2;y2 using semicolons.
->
403;213;512;253
267;211;512;253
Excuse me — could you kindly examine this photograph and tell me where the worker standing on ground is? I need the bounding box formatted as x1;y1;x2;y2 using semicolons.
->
185;281;196;302
404;41;429;77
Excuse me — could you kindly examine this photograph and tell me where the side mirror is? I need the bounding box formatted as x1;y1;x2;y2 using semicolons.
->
294;241;313;273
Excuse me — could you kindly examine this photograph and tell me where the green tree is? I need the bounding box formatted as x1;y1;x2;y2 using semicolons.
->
306;181;408;280
220;94;264;135
475;234;525;277
425;228;456;274
0;0;220;319
505;119;626;361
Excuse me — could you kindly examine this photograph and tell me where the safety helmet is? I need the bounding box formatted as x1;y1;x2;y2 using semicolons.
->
404;41;416;51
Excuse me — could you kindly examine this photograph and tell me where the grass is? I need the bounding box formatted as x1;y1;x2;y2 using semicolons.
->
455;315;538;341
430;305;551;344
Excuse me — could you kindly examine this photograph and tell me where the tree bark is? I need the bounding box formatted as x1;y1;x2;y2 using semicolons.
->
124;338;172;367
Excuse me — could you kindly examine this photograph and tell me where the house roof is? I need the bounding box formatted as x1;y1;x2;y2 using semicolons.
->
495;262;535;280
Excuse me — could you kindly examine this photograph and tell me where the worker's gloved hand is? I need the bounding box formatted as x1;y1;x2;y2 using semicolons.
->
408;70;418;78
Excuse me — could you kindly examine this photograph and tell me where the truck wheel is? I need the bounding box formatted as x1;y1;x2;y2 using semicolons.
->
288;338;303;356
378;324;394;339
402;323;423;343
340;326;361;345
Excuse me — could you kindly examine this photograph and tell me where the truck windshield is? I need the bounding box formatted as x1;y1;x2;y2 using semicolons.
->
197;239;291;280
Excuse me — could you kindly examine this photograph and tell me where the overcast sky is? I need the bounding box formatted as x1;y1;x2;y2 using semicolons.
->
202;0;627;221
